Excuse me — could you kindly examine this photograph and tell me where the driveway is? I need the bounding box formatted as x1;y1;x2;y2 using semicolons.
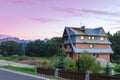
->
0;68;54;80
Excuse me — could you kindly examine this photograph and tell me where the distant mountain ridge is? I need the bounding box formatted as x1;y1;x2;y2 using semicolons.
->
0;34;12;39
0;34;30;44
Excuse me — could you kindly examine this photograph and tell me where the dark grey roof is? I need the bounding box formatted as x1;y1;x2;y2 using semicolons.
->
66;27;106;36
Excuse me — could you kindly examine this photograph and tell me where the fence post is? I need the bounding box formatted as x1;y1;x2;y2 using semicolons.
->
85;71;90;80
54;68;59;77
110;69;114;75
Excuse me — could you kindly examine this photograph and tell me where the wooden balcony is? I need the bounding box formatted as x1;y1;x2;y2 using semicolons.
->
64;48;72;52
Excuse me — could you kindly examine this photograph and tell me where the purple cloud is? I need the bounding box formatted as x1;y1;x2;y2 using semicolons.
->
53;7;120;17
80;9;120;17
31;18;61;23
53;7;86;17
1;0;39;6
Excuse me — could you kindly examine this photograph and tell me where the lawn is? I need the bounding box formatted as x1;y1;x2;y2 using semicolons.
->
0;66;35;74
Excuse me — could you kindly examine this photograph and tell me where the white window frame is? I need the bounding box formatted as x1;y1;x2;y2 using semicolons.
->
80;36;84;39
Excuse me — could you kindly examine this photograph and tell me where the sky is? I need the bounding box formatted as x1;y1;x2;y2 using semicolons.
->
0;0;120;40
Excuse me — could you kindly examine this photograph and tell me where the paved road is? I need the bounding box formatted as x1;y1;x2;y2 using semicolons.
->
0;69;49;80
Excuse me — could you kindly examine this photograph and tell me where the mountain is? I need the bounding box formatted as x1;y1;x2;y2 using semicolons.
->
0;34;30;44
0;34;12;39
43;38;49;42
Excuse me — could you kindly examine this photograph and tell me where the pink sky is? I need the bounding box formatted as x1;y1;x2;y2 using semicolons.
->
0;0;120;40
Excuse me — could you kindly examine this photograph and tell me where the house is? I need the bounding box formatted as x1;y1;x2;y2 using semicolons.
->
61;26;114;61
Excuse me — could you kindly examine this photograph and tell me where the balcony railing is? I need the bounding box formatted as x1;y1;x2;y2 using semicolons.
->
64;48;72;52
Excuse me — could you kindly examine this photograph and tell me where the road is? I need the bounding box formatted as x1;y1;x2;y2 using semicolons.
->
0;69;50;80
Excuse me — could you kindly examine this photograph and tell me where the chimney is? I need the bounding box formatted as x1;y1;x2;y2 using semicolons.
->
81;26;85;32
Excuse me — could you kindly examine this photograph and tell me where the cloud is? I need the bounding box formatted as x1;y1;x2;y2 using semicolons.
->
31;18;61;23
53;7;120;17
80;9;120;17
1;0;39;6
53;7;86;16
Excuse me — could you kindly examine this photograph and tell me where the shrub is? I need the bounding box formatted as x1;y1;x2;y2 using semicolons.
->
38;59;54;69
11;55;19;60
55;57;64;69
104;62;112;75
17;56;29;61
0;55;3;59
114;64;120;72
64;57;77;71
77;53;101;73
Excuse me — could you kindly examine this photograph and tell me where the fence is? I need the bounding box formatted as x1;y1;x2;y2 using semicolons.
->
37;67;120;80
90;73;120;80
58;70;85;80
37;67;55;76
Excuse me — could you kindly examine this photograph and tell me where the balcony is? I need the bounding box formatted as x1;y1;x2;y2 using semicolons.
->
64;48;72;52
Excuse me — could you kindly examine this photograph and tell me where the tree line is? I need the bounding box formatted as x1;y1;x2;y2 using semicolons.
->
107;31;120;63
0;37;62;57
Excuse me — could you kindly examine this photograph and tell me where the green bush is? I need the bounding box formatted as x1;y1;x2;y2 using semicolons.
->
38;59;54;69
11;55;19;60
17;56;29;61
114;64;120;72
55;57;64;69
77;53;101;73
0;55;3;59
104;62;111;75
64;57;77;71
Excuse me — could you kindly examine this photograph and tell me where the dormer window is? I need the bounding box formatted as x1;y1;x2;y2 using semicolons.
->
101;37;104;40
92;36;95;40
80;36;84;39
88;36;91;39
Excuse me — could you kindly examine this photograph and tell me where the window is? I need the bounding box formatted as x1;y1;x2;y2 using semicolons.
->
92;36;95;40
80;36;84;39
93;54;95;56
96;54;99;57
89;44;93;48
101;37;104;40
88;36;91;39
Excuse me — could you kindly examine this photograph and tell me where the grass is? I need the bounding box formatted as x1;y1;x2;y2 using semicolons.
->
0;66;35;74
0;66;69;80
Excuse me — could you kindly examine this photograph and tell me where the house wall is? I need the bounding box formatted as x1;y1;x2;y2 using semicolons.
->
93;53;110;61
75;43;110;48
67;53;110;61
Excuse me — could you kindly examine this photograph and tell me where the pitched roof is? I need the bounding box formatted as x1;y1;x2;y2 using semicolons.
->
66;27;106;36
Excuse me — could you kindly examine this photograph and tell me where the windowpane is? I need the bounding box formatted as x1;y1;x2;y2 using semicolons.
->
80;36;84;39
92;36;95;39
101;37;104;40
88;36;91;39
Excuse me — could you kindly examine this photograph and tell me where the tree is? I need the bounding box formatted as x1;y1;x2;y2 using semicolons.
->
107;31;120;63
44;37;61;57
0;41;21;56
76;53;101;73
25;37;61;57
25;40;45;57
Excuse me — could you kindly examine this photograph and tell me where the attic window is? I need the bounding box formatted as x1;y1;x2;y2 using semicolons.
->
101;37;104;40
92;36;95;40
88;36;91;39
80;36;84;39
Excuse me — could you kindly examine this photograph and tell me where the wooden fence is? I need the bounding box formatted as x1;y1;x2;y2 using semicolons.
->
37;67;55;76
58;70;85;80
37;67;120;80
90;73;120;80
